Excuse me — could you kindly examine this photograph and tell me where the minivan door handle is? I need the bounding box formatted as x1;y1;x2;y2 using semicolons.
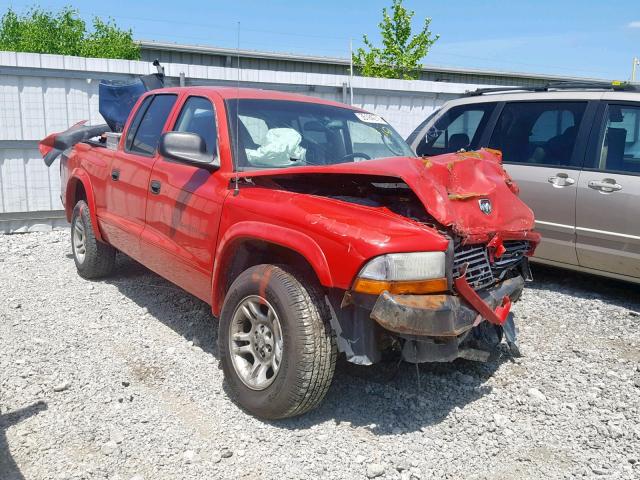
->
547;173;575;188
588;178;622;193
150;180;161;195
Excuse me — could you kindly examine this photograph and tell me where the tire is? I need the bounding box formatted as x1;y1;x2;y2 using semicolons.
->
71;200;116;279
219;264;337;419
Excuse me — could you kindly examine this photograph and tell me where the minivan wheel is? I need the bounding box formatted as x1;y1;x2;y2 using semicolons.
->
71;200;116;279
219;264;337;419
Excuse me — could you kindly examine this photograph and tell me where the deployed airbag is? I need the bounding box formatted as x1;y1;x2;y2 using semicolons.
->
245;128;306;167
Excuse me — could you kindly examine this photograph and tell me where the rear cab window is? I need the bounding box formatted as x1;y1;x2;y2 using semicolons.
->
125;94;178;156
488;101;588;167
415;103;495;157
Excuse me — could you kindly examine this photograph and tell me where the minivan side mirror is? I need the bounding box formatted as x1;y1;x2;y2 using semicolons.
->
159;131;219;168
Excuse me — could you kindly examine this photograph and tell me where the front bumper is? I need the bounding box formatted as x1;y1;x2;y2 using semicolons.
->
370;275;525;338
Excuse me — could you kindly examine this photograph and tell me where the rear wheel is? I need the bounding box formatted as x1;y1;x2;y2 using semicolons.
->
219;264;337;419
71;200;115;279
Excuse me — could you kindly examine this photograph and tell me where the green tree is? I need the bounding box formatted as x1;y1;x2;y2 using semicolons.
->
0;6;139;60
353;0;439;80
80;18;140;59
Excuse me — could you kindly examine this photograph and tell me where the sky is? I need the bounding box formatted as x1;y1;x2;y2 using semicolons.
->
1;0;639;80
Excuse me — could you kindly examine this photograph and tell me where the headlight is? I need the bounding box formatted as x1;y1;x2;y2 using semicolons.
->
353;252;448;295
359;252;445;280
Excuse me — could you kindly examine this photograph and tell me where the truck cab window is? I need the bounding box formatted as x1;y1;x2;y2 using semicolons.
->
174;96;218;156
226;99;413;170
128;94;177;156
125;96;152;151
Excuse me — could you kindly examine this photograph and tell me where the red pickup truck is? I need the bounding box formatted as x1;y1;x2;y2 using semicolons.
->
41;85;540;419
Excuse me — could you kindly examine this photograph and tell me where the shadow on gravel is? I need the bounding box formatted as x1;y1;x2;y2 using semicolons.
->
529;264;640;311
0;401;48;480
103;255;218;357
274;354;509;435
103;255;512;435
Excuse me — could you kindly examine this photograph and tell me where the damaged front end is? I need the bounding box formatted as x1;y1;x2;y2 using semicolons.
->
370;242;531;363
238;148;540;365
328;234;534;365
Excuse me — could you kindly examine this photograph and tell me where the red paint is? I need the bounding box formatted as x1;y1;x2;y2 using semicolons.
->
231;148;538;245
453;274;511;326
487;232;507;261
43;86;539;317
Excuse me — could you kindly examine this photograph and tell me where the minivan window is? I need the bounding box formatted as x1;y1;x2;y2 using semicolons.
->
415;103;495;157
173;96;218;156
489;102;587;167
128;94;178;156
597;105;640;174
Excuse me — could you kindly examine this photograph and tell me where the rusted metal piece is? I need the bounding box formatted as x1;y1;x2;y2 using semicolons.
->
370;276;525;337
370;292;477;337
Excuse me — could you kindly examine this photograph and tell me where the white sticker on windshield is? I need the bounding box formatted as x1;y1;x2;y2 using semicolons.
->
354;112;387;124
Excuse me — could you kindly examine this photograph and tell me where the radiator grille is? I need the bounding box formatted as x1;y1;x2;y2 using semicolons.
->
453;240;529;290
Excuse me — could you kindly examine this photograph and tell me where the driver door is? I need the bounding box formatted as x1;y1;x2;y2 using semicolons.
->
141;95;227;303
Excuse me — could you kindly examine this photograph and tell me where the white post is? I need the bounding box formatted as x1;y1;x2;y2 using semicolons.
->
349;38;354;105
632;57;639;82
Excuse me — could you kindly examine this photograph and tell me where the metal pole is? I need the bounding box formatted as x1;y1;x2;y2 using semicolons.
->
632;57;639;82
349;38;354;105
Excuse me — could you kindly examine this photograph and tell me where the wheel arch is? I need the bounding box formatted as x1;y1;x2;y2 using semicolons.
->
211;222;333;316
66;169;103;242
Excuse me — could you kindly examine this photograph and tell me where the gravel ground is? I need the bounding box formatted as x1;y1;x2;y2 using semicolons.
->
1;230;639;480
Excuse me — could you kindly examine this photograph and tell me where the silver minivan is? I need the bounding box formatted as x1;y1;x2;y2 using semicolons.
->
407;83;640;284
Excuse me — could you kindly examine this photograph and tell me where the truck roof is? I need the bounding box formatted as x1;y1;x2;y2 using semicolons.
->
149;86;363;110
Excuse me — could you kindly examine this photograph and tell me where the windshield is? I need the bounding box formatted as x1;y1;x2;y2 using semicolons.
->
226;99;415;170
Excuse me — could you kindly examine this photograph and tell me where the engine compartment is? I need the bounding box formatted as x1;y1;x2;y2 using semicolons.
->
253;173;439;227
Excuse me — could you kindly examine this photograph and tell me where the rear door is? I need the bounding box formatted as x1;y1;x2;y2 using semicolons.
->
141;95;227;303
488;101;594;265
100;94;177;259
576;102;640;279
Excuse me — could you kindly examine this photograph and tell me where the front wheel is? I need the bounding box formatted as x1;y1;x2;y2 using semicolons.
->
219;264;337;419
71;200;116;279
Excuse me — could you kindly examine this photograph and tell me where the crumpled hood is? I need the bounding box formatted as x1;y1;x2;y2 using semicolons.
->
236;149;537;243
405;149;536;239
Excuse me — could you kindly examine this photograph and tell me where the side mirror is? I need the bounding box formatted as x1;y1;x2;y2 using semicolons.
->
159;132;219;168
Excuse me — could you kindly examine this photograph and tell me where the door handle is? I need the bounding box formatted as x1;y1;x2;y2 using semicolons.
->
547;173;575;188
111;169;120;181
150;180;161;195
588;178;622;193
